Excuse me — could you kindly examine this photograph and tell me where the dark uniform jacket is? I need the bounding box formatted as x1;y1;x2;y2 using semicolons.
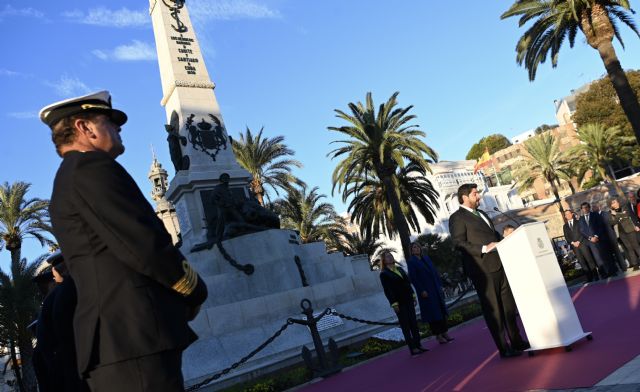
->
609;205;640;234
379;268;414;307
49;150;207;374
449;208;503;277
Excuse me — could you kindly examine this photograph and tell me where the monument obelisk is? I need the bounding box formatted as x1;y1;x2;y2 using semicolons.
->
150;0;251;250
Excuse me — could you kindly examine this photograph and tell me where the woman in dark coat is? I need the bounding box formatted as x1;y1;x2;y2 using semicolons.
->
379;251;426;356
407;242;454;344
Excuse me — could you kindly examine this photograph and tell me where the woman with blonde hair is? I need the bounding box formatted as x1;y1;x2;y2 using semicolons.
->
379;251;426;356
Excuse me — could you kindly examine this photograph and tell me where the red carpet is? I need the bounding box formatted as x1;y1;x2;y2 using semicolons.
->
300;274;640;392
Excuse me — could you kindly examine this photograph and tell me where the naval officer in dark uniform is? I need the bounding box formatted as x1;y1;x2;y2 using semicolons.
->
40;91;208;391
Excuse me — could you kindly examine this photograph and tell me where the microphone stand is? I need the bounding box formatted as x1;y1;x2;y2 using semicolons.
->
493;207;520;227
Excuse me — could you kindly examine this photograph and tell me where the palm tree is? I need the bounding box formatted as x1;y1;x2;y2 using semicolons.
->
330;230;384;258
0;255;43;392
501;0;640;145
569;123;636;196
342;162;440;242
0;182;53;264
0;182;52;392
328;92;438;261
232;127;303;205
273;184;342;244
513;133;566;213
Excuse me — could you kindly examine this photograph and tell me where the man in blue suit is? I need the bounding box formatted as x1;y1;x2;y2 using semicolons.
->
578;202;617;278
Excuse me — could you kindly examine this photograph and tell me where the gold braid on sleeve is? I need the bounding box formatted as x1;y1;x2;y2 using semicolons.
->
172;260;198;296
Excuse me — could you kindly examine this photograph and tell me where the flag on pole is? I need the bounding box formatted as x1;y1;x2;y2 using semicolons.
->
473;148;492;174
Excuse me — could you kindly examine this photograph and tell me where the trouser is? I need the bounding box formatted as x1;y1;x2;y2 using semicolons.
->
85;349;184;392
574;245;598;279
584;242;616;276
397;302;421;352
471;269;526;353
429;319;448;335
619;231;640;267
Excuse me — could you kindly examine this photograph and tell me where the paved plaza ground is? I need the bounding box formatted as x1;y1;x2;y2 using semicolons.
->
295;271;640;392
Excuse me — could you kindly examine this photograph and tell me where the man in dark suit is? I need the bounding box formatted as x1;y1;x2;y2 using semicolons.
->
562;210;599;281
40;91;207;391
578;202;617;278
449;183;528;358
609;198;640;271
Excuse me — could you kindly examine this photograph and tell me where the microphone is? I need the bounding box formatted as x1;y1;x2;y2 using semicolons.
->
493;207;520;227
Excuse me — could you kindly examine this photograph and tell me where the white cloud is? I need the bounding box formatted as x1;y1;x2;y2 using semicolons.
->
0;5;45;19
7;111;38;119
0;69;20;76
62;7;149;28
93;40;157;61
45;76;92;97
188;0;281;22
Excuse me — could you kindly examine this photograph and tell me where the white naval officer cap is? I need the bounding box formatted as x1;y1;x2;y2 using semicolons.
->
39;90;128;129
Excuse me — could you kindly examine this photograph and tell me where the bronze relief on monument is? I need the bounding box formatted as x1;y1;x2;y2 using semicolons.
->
185;114;228;162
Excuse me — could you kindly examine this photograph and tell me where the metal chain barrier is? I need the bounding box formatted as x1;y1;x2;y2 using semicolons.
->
185;318;294;391
184;285;475;390
216;240;255;275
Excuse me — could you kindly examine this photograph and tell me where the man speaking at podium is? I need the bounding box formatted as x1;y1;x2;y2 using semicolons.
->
449;183;528;358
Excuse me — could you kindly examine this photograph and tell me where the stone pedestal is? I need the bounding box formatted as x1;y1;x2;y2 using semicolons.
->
182;229;392;389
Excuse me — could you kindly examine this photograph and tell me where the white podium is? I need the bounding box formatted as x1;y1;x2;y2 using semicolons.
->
496;222;591;354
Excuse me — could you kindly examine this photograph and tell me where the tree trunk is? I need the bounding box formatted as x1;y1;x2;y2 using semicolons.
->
17;335;37;392
9;339;25;392
549;176;565;215
380;173;412;262
250;178;265;206
599;163;624;196
595;41;640;146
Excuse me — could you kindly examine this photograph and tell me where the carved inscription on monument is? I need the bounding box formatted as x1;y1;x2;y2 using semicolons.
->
163;0;199;75
170;35;199;75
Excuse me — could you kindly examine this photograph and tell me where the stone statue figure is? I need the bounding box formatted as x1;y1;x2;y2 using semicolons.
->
165;123;188;172
191;173;280;252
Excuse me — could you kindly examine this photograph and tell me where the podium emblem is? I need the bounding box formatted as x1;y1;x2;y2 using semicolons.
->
537;238;544;249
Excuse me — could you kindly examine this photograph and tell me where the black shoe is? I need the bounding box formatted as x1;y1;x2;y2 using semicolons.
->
512;341;530;351
633;265;639;271
499;348;522;358
410;349;423;356
416;346;429;352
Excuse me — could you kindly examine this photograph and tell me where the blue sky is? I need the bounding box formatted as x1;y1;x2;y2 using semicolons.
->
1;0;639;271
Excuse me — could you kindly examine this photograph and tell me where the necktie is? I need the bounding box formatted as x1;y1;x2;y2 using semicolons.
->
473;210;480;217
569;220;573;229
586;215;589;225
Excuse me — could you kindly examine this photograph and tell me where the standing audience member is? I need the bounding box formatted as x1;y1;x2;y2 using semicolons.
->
41;91;207;391
379;251;426;356
449;183;529;358
32;270;56;392
579;202;618;278
563;210;599;281
609;198;640;271
407;242;453;345
599;203;629;272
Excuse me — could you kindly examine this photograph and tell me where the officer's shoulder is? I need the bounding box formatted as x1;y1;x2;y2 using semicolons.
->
63;150;118;173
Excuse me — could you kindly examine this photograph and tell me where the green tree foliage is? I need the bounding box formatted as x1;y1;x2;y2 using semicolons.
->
573;70;640;163
273;184;342;244
465;134;512;160
342;162;439;243
232;127;303;205
501;0;640;145
512;133;566;213
328;92;438;261
534;124;558;134
569;123;637;196
415;233;461;277
0;181;52;392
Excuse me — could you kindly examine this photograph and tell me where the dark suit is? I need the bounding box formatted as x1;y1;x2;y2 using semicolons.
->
49;150;207;390
578;212;616;276
609;205;640;268
449;207;526;354
563;219;598;280
379;267;421;352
